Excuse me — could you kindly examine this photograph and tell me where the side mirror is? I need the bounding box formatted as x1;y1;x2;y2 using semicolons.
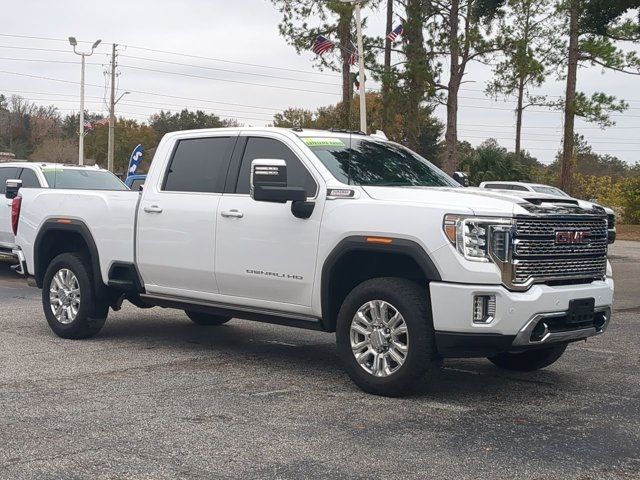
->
5;179;22;200
452;171;469;187
250;159;306;203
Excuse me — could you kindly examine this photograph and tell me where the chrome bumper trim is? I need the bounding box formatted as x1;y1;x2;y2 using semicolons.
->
512;306;611;347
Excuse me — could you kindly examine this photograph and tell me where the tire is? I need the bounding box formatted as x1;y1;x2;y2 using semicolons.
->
336;277;437;397
42;252;108;339
185;310;232;326
488;343;568;372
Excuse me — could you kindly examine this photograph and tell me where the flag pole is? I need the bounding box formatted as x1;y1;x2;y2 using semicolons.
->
354;0;367;133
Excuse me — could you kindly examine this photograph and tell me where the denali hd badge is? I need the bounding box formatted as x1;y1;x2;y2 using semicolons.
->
555;230;590;245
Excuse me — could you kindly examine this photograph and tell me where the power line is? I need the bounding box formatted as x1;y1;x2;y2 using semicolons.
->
118;64;341;96
119;54;340;86
121;43;340;78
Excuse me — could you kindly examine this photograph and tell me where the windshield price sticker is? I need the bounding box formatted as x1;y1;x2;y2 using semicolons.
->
302;138;346;147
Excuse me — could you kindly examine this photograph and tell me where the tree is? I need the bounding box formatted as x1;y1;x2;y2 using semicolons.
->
426;0;506;174
272;92;443;160
84;119;158;173
271;1;358;128
460;138;532;185
486;0;556;157
558;0;640;193
149;109;238;138
30;137;77;164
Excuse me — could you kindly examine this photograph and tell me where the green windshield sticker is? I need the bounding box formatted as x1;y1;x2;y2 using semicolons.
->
41;166;64;172
302;137;345;147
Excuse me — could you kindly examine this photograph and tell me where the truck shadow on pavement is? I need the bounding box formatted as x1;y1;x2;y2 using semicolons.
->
88;309;576;400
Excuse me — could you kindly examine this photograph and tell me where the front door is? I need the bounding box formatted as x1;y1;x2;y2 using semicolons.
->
136;134;237;296
215;135;323;307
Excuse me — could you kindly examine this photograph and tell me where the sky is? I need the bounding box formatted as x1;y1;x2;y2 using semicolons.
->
1;0;639;166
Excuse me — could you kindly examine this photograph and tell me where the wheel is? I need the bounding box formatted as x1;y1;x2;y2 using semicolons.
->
42;253;108;339
336;277;437;397
185;310;232;326
488;343;568;372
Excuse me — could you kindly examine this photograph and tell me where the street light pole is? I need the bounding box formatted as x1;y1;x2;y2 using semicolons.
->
69;37;101;165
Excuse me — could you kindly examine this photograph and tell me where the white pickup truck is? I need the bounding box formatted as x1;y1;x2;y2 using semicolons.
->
8;127;614;396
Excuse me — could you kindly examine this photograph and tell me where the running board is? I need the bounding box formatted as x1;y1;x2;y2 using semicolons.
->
139;293;326;331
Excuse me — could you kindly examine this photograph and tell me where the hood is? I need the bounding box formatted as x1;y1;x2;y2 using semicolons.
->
361;186;605;217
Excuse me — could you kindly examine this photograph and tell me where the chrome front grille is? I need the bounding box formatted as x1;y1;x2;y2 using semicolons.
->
513;257;607;283
510;216;608;286
515;218;608;237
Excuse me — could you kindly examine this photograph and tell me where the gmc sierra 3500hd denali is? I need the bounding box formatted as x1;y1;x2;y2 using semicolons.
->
7;127;614;396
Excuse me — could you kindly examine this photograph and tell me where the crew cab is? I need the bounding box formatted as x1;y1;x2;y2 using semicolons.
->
8;128;614;396
1;162;126;261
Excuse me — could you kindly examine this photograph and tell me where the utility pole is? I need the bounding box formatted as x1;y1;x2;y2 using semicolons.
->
69;37;101;165
107;43;118;173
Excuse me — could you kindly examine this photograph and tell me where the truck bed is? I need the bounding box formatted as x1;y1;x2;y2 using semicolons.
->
16;188;140;284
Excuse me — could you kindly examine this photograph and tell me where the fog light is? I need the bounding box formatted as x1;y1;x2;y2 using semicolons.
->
473;295;496;323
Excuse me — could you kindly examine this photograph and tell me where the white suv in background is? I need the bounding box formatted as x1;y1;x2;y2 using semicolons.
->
0;162;126;260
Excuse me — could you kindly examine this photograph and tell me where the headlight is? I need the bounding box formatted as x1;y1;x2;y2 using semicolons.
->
443;214;513;263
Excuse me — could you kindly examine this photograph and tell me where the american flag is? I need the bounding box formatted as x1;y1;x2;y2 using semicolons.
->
386;25;404;42
312;35;334;56
349;43;358;66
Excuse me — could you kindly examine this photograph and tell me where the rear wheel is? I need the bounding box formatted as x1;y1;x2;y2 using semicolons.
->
185;310;232;326
336;277;437;397
488;343;568;372
42;253;108;339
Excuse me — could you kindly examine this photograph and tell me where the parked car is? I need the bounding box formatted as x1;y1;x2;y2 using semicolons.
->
125;174;146;191
479;181;616;243
0;163;127;261
9;128;614;396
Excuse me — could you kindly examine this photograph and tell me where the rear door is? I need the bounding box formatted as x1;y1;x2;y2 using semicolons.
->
136;134;238;296
215;134;324;307
0;166;19;247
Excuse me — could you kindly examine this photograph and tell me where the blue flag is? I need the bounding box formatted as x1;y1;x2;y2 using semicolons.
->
128;144;144;175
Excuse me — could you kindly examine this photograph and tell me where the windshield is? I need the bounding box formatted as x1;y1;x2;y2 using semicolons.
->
303;136;459;187
532;185;569;197
42;167;127;190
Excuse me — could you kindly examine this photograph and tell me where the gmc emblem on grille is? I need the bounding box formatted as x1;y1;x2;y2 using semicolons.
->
555;230;590;245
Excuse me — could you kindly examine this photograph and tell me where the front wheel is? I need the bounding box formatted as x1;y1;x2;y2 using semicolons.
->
42;253;108;339
488;343;568;372
336;278;437;397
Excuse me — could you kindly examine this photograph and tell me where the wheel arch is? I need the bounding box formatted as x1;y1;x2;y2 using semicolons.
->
34;219;104;297
320;236;441;332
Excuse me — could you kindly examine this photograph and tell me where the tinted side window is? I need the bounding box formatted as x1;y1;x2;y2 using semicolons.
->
163;137;235;193
130;179;144;191
19;168;40;188
0;167;19;194
511;185;528;191
235;137;317;196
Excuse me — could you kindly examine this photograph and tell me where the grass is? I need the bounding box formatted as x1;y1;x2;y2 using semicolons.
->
617;225;640;242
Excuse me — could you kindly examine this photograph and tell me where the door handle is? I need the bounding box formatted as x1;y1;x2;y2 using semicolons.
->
221;209;244;218
143;205;163;213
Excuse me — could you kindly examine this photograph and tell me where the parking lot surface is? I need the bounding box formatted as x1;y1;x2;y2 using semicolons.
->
1;242;639;479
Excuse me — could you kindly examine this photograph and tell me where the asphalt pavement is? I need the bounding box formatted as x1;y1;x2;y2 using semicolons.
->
1;242;639;479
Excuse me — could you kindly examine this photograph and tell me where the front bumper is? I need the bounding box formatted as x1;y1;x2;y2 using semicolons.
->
430;278;614;358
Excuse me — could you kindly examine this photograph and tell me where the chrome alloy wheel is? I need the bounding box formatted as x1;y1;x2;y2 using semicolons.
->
49;268;81;324
349;300;409;377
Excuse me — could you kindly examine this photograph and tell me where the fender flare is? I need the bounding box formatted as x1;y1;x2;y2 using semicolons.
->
34;219;104;295
320;236;442;328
